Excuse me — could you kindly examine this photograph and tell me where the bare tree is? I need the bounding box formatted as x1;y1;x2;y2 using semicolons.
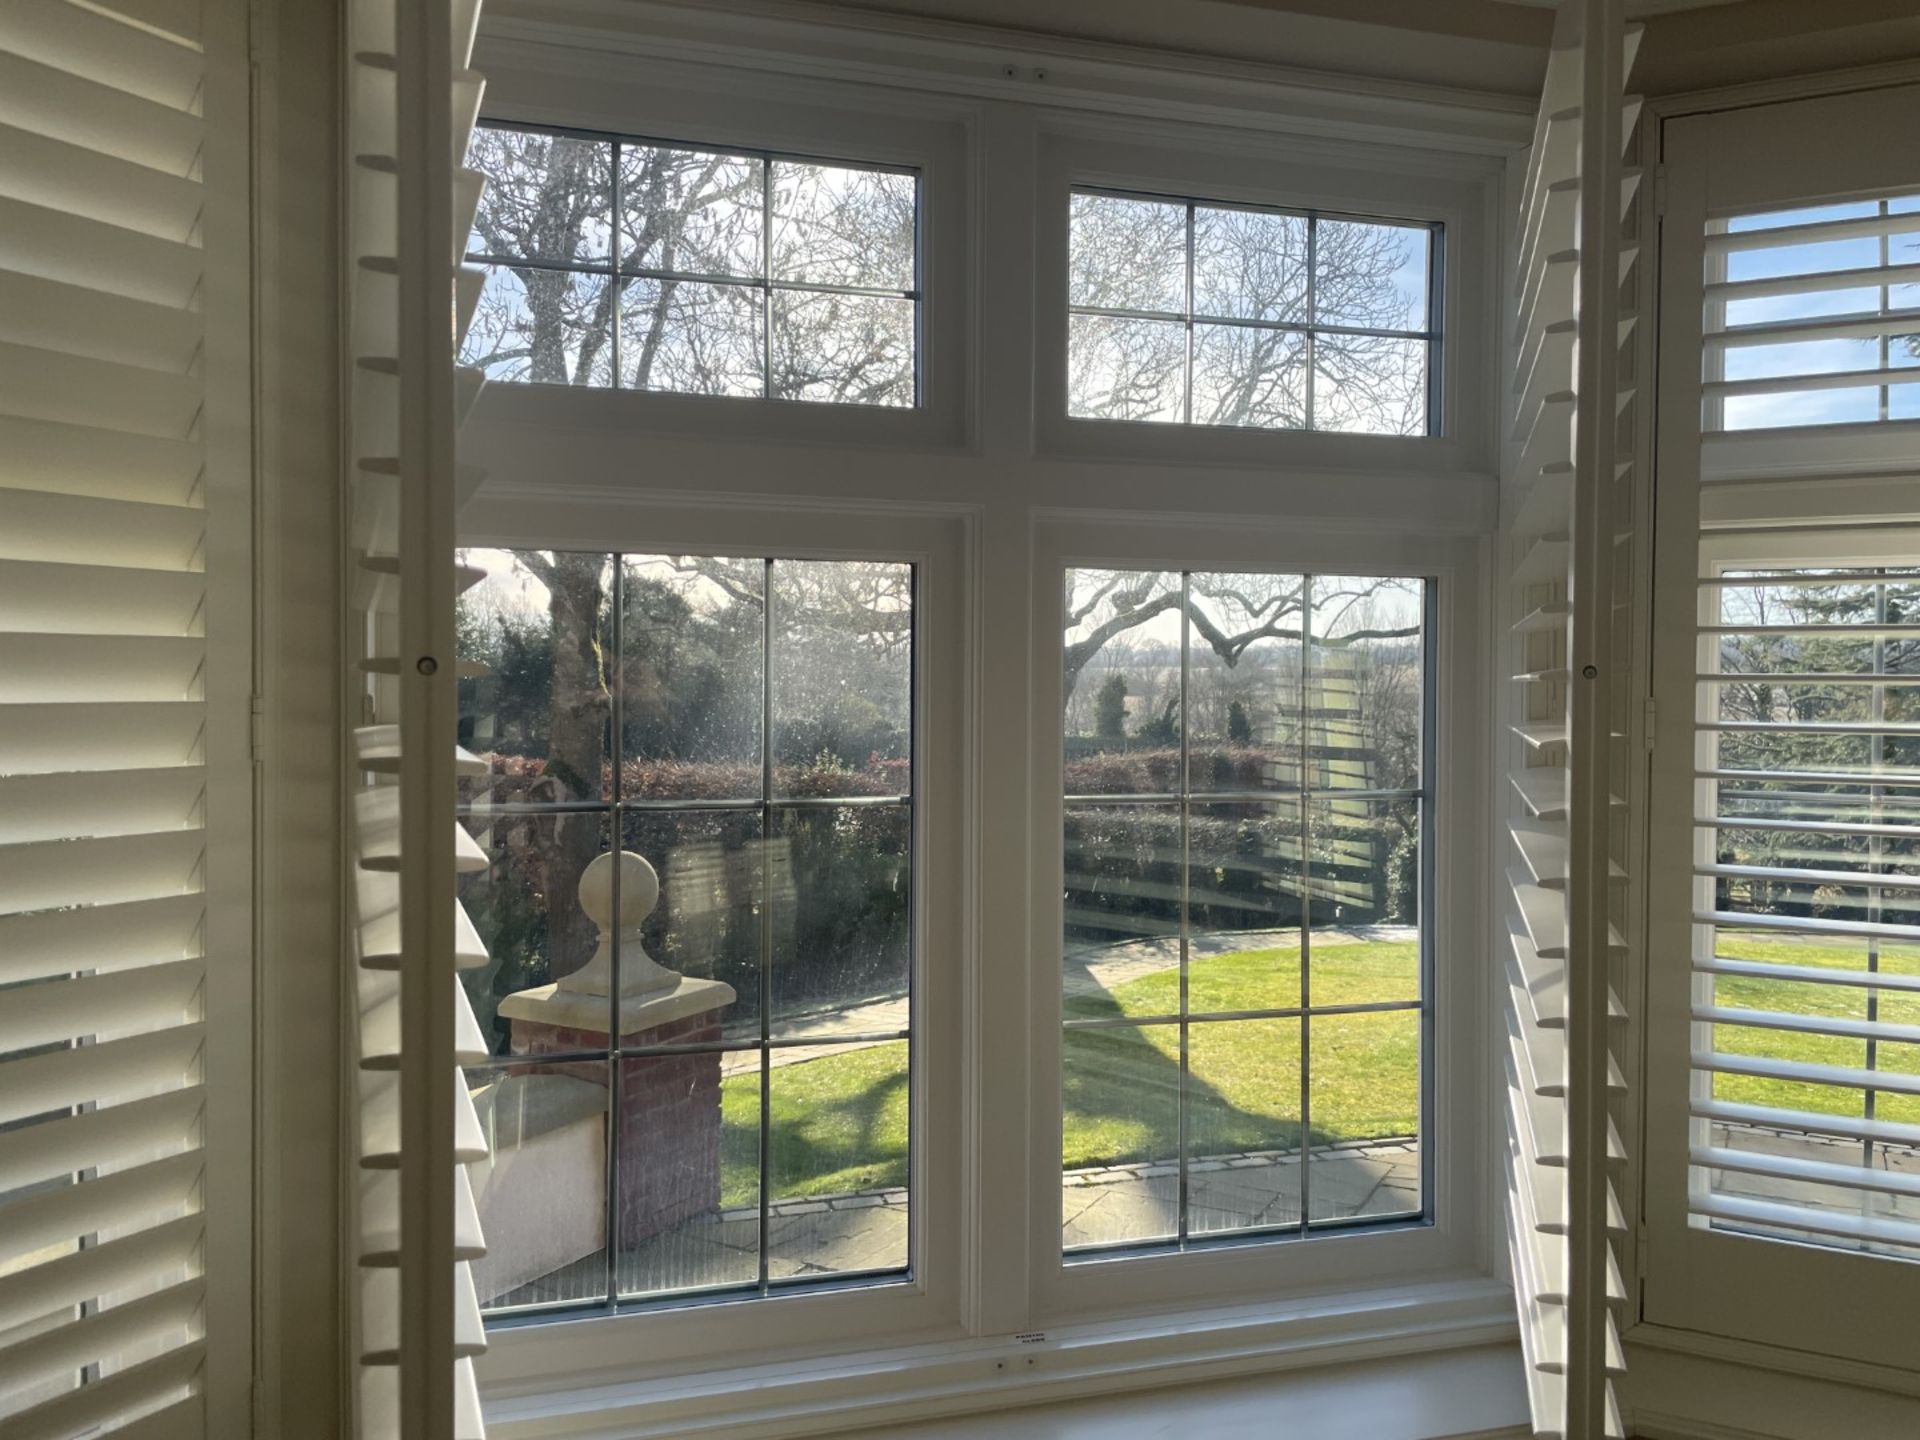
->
1067;196;1428;434
462;129;914;403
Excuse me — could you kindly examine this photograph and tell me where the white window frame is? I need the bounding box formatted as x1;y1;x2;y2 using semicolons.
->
463;497;974;1391
1025;516;1489;1325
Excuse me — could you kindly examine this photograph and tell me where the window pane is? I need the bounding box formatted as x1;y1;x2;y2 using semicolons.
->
1309;574;1425;794
1312;218;1429;332
770;559;913;791
1063;567;1183;796
1194;205;1307;323
1063;1023;1181;1248
1191;324;1306;430
467;126;613;264
617;1049;758;1299
470;1060;609;1310
771;160;916;290
619;144;762;279
766;1039;910;1277
1188;802;1305;1014
1069;193;1187;313
1307;1010;1421;1223
1067;314;1185;422
769;291;915;407
461;267;613;386
771;804;911;1039
1186;571;1308;793
620;807;765;1046
1313;334;1429;435
458;550;615;804
459;809;612;1055
1308;798;1422;1005
619;278;764;396
618;555;763;799
1188;1018;1303;1236
1064;804;1183;1020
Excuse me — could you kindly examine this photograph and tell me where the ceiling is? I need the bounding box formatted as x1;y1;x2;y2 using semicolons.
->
783;0;1920;98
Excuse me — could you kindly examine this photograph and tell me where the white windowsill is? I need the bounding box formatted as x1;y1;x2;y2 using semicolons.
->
481;1275;1521;1440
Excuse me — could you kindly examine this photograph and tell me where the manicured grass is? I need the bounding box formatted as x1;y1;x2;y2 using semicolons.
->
721;940;1422;1203
1705;934;1920;1123
717;933;1920;1205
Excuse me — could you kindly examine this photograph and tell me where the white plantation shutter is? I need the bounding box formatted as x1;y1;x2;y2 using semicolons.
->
345;0;496;1435
0;1;249;1436
1677;203;1920;1255
1500;1;1640;1435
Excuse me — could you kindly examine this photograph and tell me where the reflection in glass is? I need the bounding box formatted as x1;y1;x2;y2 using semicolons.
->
459;551;917;1311
771;804;911;1035
468;1060;609;1309
621;807;764;1044
1058;565;1427;1258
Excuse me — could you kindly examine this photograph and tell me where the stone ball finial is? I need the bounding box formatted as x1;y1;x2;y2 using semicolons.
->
578;849;659;935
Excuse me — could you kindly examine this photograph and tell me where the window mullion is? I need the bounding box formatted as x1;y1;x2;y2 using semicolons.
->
1298;575;1314;1236
1178;570;1192;1245
758;556;776;1294
606;556;626;1310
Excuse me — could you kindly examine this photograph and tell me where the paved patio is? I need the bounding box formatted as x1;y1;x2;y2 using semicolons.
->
484;1136;1421;1309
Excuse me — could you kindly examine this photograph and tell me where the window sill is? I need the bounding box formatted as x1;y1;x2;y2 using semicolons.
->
481;1274;1518;1439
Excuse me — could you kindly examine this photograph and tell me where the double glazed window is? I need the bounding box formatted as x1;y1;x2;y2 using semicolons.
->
455;550;915;1313
1059;569;1430;1254
1067;191;1440;435
462;124;920;405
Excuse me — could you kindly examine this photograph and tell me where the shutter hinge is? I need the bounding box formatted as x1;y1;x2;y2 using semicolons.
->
1653;164;1668;220
1642;695;1656;752
250;693;266;764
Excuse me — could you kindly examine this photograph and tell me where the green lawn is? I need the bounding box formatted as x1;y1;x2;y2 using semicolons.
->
720;939;1422;1204
1706;933;1920;1121
715;933;1919;1205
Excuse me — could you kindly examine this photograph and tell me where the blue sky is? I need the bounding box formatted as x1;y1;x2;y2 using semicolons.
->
1716;195;1920;430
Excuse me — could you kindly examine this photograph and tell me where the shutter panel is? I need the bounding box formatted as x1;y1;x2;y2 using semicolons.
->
1677;190;1920;1258
345;0;495;1435
0;1;233;1434
1500;2;1640;1435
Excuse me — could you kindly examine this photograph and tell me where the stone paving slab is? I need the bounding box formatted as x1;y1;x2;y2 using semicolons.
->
485;1137;1422;1308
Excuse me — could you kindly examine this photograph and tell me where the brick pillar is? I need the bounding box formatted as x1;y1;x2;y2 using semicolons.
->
506;980;736;1249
